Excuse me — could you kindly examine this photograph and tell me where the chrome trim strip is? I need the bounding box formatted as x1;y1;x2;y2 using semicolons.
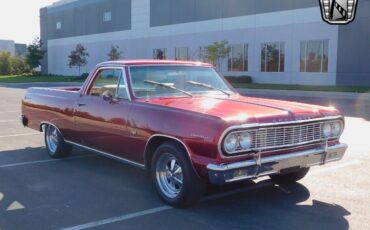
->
208;143;348;172
30;87;80;93
82;66;132;101
65;140;145;169
143;134;199;176
218;115;343;159
39;121;62;134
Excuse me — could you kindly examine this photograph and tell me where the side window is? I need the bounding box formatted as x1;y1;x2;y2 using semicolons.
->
89;69;120;97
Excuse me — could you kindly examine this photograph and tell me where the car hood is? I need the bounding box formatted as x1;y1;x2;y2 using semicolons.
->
138;94;340;124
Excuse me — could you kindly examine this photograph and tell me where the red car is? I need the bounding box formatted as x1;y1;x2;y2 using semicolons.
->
21;60;347;207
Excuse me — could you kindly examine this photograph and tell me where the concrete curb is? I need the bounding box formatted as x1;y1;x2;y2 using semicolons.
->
237;88;370;101
1;82;369;101
0;82;83;89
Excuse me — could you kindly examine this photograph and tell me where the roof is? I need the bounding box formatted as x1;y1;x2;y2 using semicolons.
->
98;60;214;67
47;0;78;8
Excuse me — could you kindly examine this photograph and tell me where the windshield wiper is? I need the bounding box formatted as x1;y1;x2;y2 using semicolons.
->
144;80;193;97
187;81;231;97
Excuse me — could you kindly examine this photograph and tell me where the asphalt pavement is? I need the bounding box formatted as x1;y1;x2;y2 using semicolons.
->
0;84;369;230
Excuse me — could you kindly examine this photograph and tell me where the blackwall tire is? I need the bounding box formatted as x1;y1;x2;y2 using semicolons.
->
44;125;73;159
151;142;206;207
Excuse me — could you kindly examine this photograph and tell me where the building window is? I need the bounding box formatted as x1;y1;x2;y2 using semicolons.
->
228;44;248;72
175;47;189;60
104;11;112;22
199;46;208;62
153;48;166;60
300;40;329;73
56;21;62;30
261;42;285;72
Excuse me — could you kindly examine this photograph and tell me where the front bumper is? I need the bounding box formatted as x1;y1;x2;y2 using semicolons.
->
207;143;348;185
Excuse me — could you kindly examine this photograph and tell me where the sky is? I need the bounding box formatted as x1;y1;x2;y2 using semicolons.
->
0;0;56;44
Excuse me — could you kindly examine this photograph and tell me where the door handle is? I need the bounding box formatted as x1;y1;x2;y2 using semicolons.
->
77;103;86;107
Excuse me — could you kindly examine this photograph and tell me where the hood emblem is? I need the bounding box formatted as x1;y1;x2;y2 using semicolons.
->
273;117;313;123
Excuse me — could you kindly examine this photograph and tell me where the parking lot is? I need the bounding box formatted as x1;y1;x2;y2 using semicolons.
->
0;84;369;230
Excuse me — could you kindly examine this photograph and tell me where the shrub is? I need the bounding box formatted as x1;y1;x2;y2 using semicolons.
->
74;72;89;80
0;52;13;75
11;56;29;75
0;52;31;75
224;75;253;84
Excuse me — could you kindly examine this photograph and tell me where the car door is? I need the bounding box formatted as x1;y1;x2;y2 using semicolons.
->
73;67;134;160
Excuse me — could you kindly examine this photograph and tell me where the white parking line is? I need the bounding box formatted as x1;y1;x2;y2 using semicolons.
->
0;120;19;123
0;104;19;107
0;111;20;114
62;181;274;230
0;155;96;169
62;206;173;230
0;133;41;138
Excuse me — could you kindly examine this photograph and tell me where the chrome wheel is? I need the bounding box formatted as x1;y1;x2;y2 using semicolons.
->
46;126;59;154
156;153;184;199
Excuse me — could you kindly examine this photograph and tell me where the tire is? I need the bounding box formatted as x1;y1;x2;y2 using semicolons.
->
269;168;310;184
151;142;206;207
44;125;73;159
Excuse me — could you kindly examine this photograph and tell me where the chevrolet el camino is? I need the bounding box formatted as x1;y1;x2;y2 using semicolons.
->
21;60;347;207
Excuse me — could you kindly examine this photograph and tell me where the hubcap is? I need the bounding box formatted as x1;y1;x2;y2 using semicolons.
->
156;153;184;199
46;126;59;153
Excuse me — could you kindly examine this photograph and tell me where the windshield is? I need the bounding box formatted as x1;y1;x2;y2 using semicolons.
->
129;66;234;98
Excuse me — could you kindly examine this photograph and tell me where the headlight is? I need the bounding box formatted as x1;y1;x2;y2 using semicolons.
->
331;121;342;137
239;132;252;149
224;133;238;153
322;121;343;139
323;123;332;138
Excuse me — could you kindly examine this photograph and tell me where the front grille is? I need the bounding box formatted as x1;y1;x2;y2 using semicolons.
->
248;122;323;151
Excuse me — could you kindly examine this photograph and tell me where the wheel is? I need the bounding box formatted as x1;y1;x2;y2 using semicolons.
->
151;142;206;207
270;168;310;184
44;125;73;159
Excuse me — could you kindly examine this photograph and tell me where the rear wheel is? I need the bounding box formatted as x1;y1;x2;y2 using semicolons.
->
151;142;205;207
44;125;73;159
270;168;310;184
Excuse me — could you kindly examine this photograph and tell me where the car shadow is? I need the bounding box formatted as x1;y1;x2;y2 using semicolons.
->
0;146;351;230
176;181;350;230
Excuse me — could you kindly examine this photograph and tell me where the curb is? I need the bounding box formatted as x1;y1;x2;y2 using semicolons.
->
1;83;369;101
0;82;83;88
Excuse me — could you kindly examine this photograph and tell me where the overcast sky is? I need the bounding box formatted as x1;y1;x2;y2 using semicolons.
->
0;0;56;44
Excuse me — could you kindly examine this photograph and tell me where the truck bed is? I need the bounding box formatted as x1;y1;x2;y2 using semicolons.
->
21;87;81;134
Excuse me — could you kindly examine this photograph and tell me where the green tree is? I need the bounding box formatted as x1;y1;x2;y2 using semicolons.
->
11;56;29;75
25;37;46;71
205;40;231;71
108;45;123;61
68;44;89;75
0;52;13;75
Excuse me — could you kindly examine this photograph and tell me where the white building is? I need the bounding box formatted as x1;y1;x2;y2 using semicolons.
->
40;0;370;86
0;40;16;56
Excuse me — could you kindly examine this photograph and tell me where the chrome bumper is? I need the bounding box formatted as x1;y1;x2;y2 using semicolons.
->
19;115;28;127
207;143;348;185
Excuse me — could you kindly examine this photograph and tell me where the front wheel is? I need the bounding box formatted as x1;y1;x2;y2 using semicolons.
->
151;142;206;207
44;125;73;159
269;168;310;184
